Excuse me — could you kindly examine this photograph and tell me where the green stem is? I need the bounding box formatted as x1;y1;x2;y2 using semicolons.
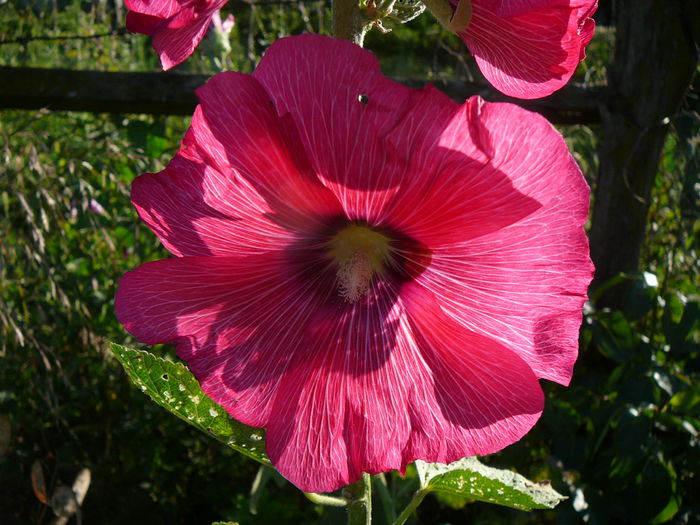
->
392;488;429;525
249;465;272;515
374;473;397;524
347;472;373;525
304;492;351;507
332;0;369;45
421;0;472;32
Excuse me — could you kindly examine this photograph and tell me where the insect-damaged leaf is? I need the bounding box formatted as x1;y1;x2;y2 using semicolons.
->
416;457;566;511
111;343;269;466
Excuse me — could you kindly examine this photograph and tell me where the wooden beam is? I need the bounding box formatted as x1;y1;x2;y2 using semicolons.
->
404;78;605;125
0;66;604;124
0;67;209;116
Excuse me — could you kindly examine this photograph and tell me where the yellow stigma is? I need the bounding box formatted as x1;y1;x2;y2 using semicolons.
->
328;225;391;302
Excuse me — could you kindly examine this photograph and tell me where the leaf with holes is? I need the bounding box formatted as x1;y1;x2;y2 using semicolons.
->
416;458;566;511
111;343;270;466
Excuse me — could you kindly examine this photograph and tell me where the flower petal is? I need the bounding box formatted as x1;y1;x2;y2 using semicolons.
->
379;96;542;246
126;0;181;20
400;285;544;462
460;0;597;98
192;72;344;230
411;101;593;385
484;0;582;18
115;253;330;427
125;0;227;70
253;34;424;219
131;150;293;257
264;287;407;492
126;11;168;35
264;284;543;493
132;72;346;258
150;10;214;70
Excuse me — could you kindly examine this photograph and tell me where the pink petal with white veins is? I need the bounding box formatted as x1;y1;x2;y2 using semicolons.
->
125;0;228;70
116;253;332;428
412;100;593;385
460;0;597;98
379;95;542;247
126;0;181;19
253;34;423;221
131;153;293;258
193;72;344;230
131;74;345;258
266;283;543;492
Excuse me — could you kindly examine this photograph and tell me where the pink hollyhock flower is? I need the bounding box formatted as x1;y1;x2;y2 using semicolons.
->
448;0;597;99
115;34;593;493
125;0;229;70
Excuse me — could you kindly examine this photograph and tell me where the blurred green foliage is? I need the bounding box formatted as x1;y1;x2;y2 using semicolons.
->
1;1;698;524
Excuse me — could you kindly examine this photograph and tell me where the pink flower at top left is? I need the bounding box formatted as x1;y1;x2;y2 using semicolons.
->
126;0;228;70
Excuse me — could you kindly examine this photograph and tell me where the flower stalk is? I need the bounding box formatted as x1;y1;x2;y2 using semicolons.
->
304;491;351;507
421;0;472;32
332;0;369;45
392;488;429;525
346;473;373;525
374;473;397;524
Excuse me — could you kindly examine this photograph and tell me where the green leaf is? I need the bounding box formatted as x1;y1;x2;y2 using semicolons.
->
591;309;641;362
146;133;170;159
670;383;700;415
415;458;566;511
111;343;270;466
623;271;658;321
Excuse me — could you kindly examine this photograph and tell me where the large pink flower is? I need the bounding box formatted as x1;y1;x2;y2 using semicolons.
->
451;0;597;99
115;34;593;493
125;0;228;70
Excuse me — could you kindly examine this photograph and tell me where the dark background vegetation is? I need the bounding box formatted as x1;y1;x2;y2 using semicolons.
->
1;0;698;523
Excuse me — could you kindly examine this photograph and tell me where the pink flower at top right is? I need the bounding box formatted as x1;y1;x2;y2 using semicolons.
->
452;0;598;99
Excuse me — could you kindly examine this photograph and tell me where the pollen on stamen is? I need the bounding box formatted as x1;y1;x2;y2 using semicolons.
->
336;252;373;302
